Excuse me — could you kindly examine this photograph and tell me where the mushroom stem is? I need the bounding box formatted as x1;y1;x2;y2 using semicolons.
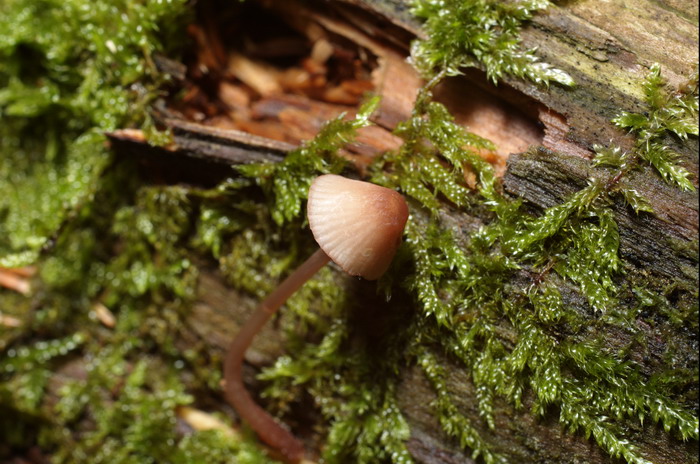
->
224;247;330;463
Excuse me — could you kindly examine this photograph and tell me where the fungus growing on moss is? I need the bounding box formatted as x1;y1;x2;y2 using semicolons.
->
223;174;409;463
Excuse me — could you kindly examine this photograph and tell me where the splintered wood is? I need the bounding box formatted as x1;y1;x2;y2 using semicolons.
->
169;1;544;176
0;266;34;295
171;2;396;170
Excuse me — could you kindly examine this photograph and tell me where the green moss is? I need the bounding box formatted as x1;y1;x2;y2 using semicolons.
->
410;0;574;86
595;64;698;193
242;63;695;462
0;0;189;267
174;429;276;464
418;349;505;463
0;168;293;460
355;52;695;463
0;1;697;464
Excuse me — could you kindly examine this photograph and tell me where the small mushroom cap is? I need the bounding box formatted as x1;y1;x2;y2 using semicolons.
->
307;175;409;280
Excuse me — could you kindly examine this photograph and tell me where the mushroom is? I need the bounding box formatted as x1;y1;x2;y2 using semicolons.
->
224;174;409;463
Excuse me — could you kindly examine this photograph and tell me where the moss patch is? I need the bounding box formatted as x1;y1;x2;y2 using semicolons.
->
0;1;697;464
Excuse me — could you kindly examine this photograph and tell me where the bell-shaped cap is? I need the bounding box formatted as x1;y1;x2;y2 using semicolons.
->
307;175;409;280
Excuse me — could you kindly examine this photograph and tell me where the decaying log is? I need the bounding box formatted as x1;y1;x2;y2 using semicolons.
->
101;0;698;462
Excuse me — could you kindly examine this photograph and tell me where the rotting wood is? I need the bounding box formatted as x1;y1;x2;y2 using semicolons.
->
103;0;699;462
504;147;699;283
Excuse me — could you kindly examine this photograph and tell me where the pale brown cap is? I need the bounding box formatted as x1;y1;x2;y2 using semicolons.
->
307;175;409;280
